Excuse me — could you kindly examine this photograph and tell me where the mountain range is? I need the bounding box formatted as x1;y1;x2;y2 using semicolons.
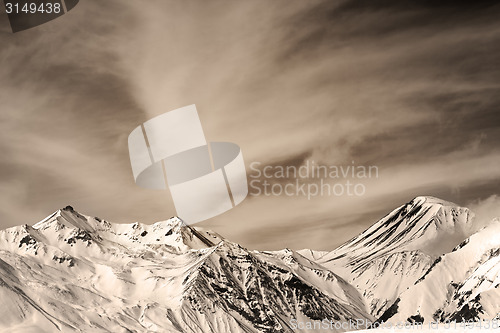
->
0;196;498;332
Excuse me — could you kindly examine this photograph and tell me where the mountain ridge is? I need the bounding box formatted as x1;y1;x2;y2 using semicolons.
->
0;196;499;332
0;205;371;332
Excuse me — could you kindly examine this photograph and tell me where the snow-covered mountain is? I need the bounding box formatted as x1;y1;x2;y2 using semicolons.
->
0;196;499;332
303;196;499;323
0;206;370;333
304;196;477;317
382;219;500;323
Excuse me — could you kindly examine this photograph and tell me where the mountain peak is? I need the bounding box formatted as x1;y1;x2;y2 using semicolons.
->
33;206;99;233
29;206;226;254
0;207;373;332
1;198;499;331
320;196;474;269
62;205;75;212
410;196;459;207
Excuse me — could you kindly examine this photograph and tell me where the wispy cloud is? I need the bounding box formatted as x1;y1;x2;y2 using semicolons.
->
1;0;499;250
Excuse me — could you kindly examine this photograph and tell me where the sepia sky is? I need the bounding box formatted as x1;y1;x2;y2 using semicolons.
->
1;0;500;250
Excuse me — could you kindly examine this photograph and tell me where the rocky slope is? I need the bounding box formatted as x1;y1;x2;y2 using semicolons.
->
0;206;370;333
383;219;500;323
307;196;476;317
1;196;499;332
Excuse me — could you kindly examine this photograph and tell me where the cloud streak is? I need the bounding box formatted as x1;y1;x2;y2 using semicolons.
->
1;0;499;250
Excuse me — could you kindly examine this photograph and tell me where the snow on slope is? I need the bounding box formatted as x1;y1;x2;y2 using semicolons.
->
383;219;500;323
320;196;474;263
0;206;370;333
314;196;476;317
1;196;498;332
